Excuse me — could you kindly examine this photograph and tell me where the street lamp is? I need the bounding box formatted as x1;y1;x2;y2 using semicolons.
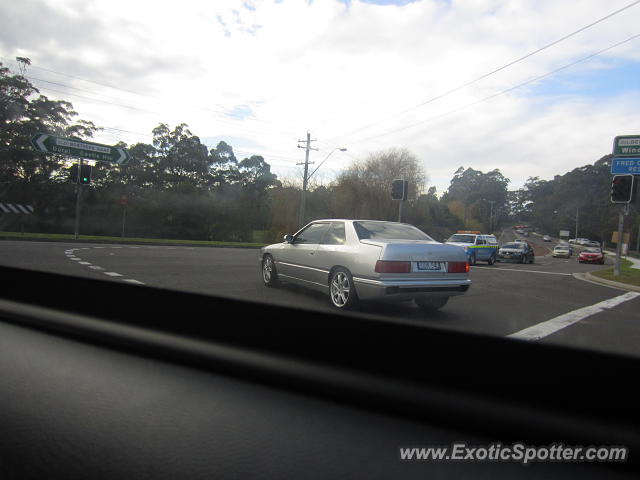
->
553;207;579;239
298;147;347;227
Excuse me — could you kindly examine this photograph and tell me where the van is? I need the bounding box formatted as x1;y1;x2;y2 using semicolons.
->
445;231;499;265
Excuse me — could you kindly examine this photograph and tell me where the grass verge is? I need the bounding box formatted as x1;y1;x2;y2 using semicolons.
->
590;259;640;287
0;231;267;248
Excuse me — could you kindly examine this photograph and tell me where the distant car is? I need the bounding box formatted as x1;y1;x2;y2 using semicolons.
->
552;245;571;258
260;220;471;312
543;235;551;242
578;248;605;265
522;232;530;237
568;238;576;244
497;242;535;264
583;240;600;248
576;238;590;246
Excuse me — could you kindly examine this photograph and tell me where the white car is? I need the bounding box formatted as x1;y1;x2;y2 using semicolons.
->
552;245;572;258
260;220;471;311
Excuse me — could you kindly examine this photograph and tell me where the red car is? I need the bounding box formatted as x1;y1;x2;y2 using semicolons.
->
578;248;605;265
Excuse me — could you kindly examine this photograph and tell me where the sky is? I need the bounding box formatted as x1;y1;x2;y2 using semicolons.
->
1;0;639;195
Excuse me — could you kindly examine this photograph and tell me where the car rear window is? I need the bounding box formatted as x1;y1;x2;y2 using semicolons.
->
354;222;433;241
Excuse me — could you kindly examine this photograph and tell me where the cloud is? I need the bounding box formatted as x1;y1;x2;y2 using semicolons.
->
1;0;639;193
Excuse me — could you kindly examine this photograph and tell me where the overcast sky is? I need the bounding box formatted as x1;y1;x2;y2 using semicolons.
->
1;0;639;194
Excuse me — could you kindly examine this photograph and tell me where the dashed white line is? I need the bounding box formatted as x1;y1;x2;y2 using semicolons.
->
507;292;640;341
64;248;144;285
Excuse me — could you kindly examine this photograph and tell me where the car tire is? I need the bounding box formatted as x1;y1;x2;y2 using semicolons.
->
487;254;496;266
261;254;279;287
415;296;449;312
469;253;476;266
529;255;534;264
329;268;358;310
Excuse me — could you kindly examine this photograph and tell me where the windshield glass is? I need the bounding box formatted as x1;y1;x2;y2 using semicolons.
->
354;222;433;241
447;235;476;243
502;243;523;249
1;0;640;361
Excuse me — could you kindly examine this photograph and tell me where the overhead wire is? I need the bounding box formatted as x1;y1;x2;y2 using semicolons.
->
346;32;640;146
326;0;640;142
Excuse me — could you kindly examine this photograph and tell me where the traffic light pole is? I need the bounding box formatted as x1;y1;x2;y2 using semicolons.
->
74;158;83;240
398;200;403;223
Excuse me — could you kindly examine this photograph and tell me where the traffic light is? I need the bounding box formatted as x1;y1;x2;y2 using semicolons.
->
391;179;408;200
610;175;634;204
79;164;92;185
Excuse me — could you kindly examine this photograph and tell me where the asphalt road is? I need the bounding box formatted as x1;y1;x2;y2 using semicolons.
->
1;233;638;358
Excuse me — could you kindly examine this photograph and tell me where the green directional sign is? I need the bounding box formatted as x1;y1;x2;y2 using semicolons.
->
30;133;131;165
613;135;640;157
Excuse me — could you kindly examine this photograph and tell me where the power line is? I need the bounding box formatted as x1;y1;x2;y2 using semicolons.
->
328;0;640;141
347;32;640;146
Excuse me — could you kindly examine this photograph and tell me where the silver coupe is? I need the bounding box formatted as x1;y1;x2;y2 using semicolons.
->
259;220;471;312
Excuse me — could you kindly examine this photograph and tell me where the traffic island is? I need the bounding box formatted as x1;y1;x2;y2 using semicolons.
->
579;259;640;292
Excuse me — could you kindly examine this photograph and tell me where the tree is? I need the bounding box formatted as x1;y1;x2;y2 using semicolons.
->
331;148;427;221
441;167;510;232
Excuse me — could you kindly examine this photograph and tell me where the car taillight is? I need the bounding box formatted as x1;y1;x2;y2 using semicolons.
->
448;261;469;273
375;260;411;273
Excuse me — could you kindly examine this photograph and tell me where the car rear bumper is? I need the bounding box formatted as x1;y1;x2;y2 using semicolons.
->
352;277;471;301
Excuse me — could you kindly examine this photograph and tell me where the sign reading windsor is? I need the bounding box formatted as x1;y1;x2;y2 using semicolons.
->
611;135;640;175
30;133;130;165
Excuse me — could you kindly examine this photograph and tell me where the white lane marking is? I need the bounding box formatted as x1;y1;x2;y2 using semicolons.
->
63;249;144;285
474;266;572;276
129;246;141;249
507;292;640;341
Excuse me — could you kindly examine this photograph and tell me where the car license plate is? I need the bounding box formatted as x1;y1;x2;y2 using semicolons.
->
417;261;442;271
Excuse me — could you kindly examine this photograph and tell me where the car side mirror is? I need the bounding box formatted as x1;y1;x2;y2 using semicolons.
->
283;234;294;244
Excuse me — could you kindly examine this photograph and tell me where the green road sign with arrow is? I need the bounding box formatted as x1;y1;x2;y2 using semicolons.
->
30;133;131;165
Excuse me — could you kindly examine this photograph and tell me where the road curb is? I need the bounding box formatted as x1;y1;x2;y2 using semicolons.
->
0;236;265;249
575;272;640;293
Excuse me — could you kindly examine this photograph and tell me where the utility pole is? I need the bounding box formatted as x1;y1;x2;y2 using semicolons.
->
74;158;83;240
614;204;629;276
575;206;579;240
297;131;317;228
